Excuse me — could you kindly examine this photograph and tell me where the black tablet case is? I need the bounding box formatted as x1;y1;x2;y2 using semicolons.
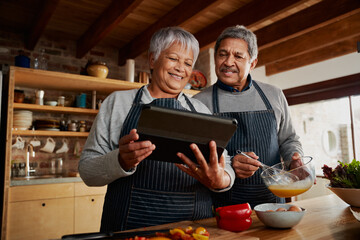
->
137;105;237;164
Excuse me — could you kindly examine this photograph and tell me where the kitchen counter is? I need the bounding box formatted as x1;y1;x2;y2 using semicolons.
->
10;177;83;186
106;194;359;240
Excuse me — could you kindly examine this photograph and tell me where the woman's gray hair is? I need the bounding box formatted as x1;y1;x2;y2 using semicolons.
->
214;25;258;62
149;27;199;66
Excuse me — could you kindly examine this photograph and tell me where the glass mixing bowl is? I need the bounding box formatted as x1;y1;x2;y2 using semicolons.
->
260;156;315;198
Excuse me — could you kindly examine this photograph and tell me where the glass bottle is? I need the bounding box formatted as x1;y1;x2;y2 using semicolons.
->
79;121;86;132
34;49;48;70
18;162;26;177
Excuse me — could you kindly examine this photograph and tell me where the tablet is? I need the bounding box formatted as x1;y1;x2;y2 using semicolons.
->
137;105;237;164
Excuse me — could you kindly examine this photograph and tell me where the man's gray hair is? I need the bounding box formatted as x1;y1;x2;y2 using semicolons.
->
214;25;258;62
149;27;199;66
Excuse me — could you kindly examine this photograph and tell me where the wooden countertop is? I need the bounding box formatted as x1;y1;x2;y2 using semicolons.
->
123;194;360;239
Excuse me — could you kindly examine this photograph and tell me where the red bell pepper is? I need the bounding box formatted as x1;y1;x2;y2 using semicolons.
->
215;203;252;232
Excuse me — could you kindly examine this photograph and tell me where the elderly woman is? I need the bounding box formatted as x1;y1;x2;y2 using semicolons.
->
79;27;235;232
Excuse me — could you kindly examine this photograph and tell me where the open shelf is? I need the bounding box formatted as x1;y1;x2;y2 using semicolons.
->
13;103;99;115
12;130;89;137
12;67;199;96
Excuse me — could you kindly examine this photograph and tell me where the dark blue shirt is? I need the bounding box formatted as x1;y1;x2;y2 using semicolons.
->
216;74;253;92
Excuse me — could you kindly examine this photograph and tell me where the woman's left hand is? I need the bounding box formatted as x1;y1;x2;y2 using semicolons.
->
175;140;230;190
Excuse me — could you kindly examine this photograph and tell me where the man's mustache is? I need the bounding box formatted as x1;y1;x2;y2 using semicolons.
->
220;66;238;73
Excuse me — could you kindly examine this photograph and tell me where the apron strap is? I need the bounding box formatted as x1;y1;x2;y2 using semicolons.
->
252;81;273;110
183;93;197;112
132;85;145;105
212;84;220;113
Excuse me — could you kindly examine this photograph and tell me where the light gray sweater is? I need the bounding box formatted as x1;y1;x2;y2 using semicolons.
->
193;80;303;161
79;85;235;191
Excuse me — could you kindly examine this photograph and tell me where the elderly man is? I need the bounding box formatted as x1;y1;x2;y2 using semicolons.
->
193;25;303;208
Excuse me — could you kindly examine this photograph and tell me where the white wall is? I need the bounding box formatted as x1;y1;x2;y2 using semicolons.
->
251;52;360;89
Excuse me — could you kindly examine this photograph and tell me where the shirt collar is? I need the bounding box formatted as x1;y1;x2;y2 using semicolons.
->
216;74;253;92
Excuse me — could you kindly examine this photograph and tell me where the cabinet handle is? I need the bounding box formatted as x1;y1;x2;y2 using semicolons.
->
42;203;46;207
91;198;95;202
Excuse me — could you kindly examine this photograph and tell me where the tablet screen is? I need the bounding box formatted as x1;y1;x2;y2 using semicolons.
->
137;105;237;164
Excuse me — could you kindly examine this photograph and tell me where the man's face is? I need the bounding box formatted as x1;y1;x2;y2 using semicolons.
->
215;38;257;90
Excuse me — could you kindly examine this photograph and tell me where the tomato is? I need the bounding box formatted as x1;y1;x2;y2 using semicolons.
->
194;227;207;235
184;226;193;234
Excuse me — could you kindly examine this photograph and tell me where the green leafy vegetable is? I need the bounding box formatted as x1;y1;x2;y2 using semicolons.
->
322;159;360;188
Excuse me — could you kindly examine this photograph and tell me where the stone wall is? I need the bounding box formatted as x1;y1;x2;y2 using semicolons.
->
0;30;150;81
0;30;211;86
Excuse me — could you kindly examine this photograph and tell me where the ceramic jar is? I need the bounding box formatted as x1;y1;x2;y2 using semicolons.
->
87;61;109;78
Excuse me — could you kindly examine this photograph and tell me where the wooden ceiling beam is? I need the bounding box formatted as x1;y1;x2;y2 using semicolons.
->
265;34;360;76
283;72;360;106
257;13;360;67
118;0;220;66
76;0;144;59
25;0;60;50
256;0;360;50
194;0;307;49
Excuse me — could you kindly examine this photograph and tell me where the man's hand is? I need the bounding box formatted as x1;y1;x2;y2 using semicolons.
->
118;129;155;171
289;152;314;182
232;152;261;178
176;140;230;190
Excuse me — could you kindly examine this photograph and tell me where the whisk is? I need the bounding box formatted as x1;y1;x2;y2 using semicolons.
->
236;151;298;184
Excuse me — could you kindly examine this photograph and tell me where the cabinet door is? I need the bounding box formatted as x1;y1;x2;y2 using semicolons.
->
74;182;107;196
74;195;105;233
7;198;74;240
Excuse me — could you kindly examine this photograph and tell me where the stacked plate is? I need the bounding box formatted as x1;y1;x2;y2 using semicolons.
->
34;119;60;131
13;110;33;130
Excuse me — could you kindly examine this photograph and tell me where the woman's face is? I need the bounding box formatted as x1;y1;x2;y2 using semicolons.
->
149;42;194;98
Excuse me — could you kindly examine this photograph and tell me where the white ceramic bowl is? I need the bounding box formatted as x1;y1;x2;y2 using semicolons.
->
254;203;306;228
350;207;360;222
326;185;360;207
45;101;57;106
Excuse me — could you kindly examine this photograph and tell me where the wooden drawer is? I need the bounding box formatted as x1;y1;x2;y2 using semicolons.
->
7;198;74;240
74;182;107;197
9;183;74;202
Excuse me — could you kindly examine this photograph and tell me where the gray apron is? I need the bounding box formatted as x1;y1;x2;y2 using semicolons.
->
100;87;213;232
211;81;283;209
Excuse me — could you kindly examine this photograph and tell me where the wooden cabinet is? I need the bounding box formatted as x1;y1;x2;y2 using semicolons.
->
74;195;105;233
8;198;74;240
6;183;106;240
7;184;74;240
74;182;106;233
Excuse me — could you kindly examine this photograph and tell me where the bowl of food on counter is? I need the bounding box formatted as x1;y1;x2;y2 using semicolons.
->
323;159;360;208
254;203;305;228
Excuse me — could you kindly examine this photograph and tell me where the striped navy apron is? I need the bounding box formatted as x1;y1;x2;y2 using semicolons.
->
211;82;283;209
100;86;213;232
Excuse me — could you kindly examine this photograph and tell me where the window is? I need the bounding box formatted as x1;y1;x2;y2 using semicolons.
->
283;73;360;175
351;95;360;161
289;97;355;175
